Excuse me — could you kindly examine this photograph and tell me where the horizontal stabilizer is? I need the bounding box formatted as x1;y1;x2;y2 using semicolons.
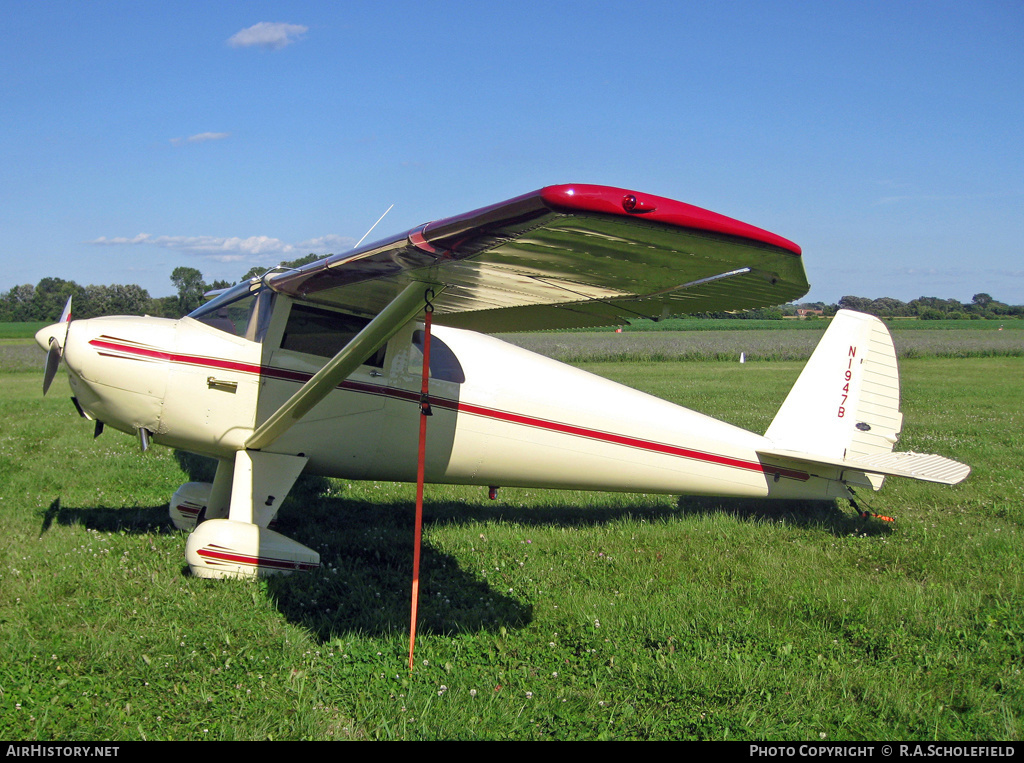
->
758;448;970;485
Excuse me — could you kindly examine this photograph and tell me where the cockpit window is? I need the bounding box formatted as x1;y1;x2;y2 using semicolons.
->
188;282;274;343
280;303;385;368
411;330;465;383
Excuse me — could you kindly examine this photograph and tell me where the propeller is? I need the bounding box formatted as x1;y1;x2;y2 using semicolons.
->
42;296;73;395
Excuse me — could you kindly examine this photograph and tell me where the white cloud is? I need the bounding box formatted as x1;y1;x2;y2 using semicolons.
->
295;235;356;251
170;132;231;147
227;22;307;50
91;233;153;245
89;232;355;263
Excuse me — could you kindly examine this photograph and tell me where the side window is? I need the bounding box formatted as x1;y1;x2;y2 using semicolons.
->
410;330;465;383
191;286;263;337
280;304;385;367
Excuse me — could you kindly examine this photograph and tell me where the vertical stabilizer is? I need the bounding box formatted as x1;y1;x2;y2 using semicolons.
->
765;310;902;464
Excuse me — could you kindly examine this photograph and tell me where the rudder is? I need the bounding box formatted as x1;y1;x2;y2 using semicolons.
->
765;310;902;464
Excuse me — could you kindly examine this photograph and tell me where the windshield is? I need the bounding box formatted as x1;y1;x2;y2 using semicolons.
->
188;281;274;342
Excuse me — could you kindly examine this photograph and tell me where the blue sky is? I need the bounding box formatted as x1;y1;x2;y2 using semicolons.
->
3;1;1021;305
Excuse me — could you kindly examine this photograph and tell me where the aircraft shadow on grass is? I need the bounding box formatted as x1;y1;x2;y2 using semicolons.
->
39;497;172;536
37;492;537;640
37;493;889;645
37;450;890;642
271;494;891;643
674;495;895;538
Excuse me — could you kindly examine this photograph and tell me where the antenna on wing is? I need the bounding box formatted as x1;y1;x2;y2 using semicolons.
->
353;204;395;249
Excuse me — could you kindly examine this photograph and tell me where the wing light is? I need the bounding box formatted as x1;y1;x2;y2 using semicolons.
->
622;193;656;214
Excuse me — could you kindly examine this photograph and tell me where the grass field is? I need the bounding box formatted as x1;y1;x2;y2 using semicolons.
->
0;322;46;340
586;317;1024;333
501;327;1024;363
0;338;1021;740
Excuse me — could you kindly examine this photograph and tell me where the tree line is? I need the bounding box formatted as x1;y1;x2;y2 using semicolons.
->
791;293;1023;320
2;259;1021;323
0;270;224;323
0;255;321;323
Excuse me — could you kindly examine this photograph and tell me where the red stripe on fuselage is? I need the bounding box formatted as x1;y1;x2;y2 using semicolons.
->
88;336;808;482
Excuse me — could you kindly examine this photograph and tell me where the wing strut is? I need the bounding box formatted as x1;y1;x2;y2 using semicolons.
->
245;281;444;451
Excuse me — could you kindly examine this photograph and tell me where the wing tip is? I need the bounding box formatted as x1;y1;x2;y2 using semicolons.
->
540;184;802;256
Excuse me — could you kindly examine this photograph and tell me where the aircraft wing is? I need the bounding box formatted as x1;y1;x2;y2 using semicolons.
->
266;184;808;332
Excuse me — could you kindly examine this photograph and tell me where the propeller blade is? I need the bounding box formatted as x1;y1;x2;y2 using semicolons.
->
41;296;73;396
58;295;72;324
42;338;62;395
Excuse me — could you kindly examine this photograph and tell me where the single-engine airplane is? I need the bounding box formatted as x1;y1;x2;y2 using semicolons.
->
36;184;969;579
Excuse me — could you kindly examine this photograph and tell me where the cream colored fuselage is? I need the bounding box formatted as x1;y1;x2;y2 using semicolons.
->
46;299;827;501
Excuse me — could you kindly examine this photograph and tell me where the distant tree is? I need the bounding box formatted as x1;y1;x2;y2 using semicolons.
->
788;301;830;317
148;295;181;319
76;283;153;318
288;253;322;268
240;253;326;284
33;277;84;322
170;267;206;316
986;299;1010;316
838;295;872;313
909;296;964;316
113;284;151;316
78;284;108;318
972;293;993;308
868;297;909;317
0;284;36;322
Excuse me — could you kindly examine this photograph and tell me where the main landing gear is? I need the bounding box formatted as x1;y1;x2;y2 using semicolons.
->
171;450;320;579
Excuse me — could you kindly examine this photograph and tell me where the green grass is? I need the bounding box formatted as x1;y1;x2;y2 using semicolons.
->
1;355;1021;741
0;322;46;340
575;317;1022;332
501;327;1024;363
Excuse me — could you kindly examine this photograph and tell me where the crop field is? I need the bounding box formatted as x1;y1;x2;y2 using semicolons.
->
500;325;1024;362
0;332;1021;740
0;322;46;341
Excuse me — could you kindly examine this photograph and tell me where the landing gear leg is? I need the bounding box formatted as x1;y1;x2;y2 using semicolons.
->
185;450;319;578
